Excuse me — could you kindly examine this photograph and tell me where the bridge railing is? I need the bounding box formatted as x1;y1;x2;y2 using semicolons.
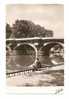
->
6;63;64;78
6;68;34;78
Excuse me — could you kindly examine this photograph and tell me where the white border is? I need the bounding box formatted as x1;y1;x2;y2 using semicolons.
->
0;0;68;97
1;0;64;4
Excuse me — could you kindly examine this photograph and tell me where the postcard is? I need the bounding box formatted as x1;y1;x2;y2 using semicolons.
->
6;4;64;94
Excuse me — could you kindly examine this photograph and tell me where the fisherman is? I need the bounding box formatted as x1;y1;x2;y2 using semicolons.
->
33;58;41;71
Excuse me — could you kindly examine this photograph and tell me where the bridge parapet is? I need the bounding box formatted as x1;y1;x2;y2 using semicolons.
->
6;37;64;49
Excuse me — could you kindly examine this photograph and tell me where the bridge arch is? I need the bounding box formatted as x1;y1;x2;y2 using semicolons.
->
39;41;64;65
12;43;37;68
43;41;64;47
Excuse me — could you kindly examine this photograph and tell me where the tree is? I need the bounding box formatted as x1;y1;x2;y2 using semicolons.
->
6;23;12;38
11;19;53;38
12;20;34;38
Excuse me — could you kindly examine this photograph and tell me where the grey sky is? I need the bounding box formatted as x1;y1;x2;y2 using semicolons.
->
6;4;64;38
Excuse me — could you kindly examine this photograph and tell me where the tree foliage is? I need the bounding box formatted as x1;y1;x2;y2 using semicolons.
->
6;23;12;38
6;20;53;38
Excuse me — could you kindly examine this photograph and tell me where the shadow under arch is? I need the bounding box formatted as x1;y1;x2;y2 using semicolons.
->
39;41;64;65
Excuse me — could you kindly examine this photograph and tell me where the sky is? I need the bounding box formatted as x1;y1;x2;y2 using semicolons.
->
6;4;64;38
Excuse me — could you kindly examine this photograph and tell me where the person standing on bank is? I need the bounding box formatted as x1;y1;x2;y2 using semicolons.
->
33;58;41;71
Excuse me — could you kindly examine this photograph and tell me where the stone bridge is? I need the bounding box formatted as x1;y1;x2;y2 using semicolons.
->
6;37;64;70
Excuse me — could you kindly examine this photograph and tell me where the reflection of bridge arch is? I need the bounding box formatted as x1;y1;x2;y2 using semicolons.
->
39;42;64;65
12;43;37;68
